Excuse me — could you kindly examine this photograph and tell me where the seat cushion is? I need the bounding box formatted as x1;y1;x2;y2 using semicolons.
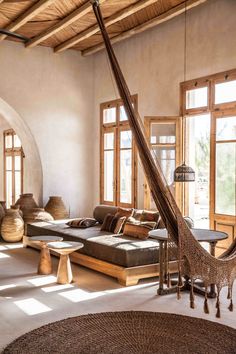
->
26;221;161;267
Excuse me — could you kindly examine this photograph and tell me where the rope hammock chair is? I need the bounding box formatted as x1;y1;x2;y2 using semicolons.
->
91;0;236;317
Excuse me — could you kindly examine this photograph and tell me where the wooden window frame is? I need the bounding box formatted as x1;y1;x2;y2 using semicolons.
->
4;129;24;207
144;116;181;210
100;95;138;208
180;68;236;249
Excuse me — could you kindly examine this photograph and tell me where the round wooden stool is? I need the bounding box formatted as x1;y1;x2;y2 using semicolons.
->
30;235;63;275
48;241;84;284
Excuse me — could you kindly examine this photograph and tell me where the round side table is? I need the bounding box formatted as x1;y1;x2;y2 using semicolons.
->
48;241;84;284
30;235;63;275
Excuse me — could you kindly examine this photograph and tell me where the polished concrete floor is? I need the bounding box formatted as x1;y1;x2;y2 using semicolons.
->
0;241;236;352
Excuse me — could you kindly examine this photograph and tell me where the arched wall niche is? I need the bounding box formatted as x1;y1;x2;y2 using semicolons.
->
0;97;43;205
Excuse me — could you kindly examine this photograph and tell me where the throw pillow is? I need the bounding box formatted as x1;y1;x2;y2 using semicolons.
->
123;220;156;240
115;207;134;219
101;214;120;233
67;218;97;228
114;216;126;234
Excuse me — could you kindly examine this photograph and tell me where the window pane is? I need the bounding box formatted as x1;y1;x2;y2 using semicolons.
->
215;80;236;104
5;134;12;149
104;151;114;202
14;134;21;148
103;107;116;124
120;131;132;149
120;106;128;121
215;143;236;216
186;114;210;228
15;171;21;201
120;150;132;204
6;171;12;208
6;156;12;170
152;146;175;185
104;133;114;150
216;117;236;141
14;156;21;171
151;123;176;144
186;87;208;109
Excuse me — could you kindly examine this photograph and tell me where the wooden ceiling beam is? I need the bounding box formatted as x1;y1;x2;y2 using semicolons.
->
25;0;106;48
54;0;158;53
82;0;208;56
0;0;57;42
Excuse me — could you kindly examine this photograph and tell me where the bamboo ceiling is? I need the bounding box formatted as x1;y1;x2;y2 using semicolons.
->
0;0;207;55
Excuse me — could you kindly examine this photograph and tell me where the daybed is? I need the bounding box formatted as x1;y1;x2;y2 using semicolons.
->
23;205;180;286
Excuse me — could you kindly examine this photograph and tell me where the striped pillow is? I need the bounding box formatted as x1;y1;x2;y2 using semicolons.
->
67;218;97;228
123;219;156;240
114;216;126;234
101;214;120;233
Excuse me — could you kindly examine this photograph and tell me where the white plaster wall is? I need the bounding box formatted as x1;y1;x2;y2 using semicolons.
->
0;41;94;216
93;0;236;208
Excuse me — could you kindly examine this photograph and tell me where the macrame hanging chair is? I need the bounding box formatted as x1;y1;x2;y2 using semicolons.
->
91;0;236;317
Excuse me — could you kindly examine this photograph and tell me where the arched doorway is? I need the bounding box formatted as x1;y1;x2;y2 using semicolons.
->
0;97;43;205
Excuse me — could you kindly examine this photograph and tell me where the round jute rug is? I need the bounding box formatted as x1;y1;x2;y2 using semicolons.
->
3;311;236;354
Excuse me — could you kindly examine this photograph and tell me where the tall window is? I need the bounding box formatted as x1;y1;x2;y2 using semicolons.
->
181;69;236;253
144;117;181;210
4;130;24;208
100;97;137;207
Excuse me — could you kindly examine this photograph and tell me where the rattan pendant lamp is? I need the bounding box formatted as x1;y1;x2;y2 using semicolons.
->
174;0;195;184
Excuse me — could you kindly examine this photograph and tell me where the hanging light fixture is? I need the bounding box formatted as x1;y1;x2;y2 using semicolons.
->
174;0;195;183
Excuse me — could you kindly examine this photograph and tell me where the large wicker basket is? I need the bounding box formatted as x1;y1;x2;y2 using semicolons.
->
1;209;24;242
45;196;69;220
15;193;38;216
24;208;54;224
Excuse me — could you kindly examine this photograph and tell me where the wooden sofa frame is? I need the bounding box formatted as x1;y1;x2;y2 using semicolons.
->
23;235;178;286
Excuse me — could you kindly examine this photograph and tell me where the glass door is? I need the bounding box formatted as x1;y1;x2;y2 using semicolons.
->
144;117;181;210
210;111;236;252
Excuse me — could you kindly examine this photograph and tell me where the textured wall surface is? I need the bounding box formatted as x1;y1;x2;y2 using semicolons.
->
0;41;94;216
93;0;236;208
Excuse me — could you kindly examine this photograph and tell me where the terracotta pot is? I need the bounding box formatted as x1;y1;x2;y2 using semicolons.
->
24;208;54;224
0;203;5;229
11;205;23;218
0;201;6;211
1;209;24;242
45;196;69;220
15;193;38;215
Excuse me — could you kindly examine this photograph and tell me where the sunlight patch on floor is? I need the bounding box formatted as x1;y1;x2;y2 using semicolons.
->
59;289;104;303
0;284;16;291
27;276;57;286
14;298;52;315
0;252;10;258
41;284;74;293
0;245;7;251
5;244;24;250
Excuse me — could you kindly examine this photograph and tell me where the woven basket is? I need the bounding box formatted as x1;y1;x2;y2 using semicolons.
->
23;208;54;223
45;196;69;220
11;205;23;218
1;209;24;242
0;203;5;230
0;201;6;211
15;193;38;215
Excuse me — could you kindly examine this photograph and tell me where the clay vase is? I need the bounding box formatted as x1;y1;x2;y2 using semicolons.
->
0;203;5;230
15;193;38;216
23;208;54;224
0;201;7;212
11;205;23;218
45;196;69;220
1;209;24;242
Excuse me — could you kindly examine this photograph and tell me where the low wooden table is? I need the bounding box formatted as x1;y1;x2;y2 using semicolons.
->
30;235;63;275
48;241;84;284
149;228;228;298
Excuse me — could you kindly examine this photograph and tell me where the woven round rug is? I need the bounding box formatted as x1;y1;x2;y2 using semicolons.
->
3;311;236;354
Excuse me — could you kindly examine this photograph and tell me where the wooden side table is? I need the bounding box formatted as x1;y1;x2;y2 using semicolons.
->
48;241;84;284
30;235;63;275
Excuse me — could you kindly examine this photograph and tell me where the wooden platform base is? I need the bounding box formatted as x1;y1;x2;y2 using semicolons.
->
23;236;178;286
